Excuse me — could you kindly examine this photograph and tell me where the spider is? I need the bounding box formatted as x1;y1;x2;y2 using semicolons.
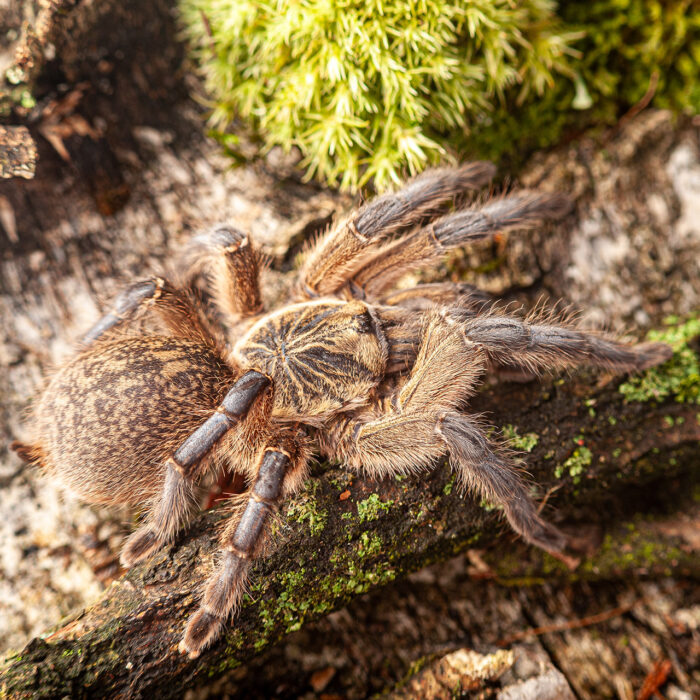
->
12;163;671;658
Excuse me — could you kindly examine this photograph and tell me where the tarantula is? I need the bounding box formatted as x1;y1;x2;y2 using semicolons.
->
13;163;670;658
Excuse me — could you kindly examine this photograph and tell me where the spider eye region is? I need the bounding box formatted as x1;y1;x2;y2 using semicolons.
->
234;300;387;420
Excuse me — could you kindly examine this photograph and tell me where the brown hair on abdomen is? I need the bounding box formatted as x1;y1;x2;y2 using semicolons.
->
36;336;235;505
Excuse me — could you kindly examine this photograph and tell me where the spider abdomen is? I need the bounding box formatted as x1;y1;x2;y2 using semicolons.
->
36;336;234;505
234;300;387;421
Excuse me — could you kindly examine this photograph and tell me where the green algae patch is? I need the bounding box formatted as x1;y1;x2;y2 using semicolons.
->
490;511;696;585
250;554;397;643
286;481;328;536
320;560;397;598
502;424;539;453
250;567;317;641
479;498;499;512
357;531;383;559
356;493;394;523
620;315;700;405
443;474;456;496
554;439;592;483
577;526;686;580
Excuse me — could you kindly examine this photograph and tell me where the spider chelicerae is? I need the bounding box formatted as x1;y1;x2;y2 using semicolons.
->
13;163;671;657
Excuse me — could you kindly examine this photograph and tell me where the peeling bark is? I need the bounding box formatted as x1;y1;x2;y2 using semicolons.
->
0;126;36;179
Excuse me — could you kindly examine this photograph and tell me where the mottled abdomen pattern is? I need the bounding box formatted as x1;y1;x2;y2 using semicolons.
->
235;300;387;420
37;337;235;504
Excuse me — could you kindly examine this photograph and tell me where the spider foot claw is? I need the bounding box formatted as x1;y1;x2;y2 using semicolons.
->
530;521;569;556
634;341;673;370
120;527;162;567
181;609;223;658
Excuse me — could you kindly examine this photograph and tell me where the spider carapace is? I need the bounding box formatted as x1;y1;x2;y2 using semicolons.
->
234;300;387;421
13;163;671;658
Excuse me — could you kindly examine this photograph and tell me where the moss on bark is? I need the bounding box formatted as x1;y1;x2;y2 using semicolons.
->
2;358;699;698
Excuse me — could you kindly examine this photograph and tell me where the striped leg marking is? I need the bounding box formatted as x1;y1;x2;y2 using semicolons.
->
83;278;165;344
181;448;290;658
120;370;271;567
169;370;271;477
297;163;496;299
177;226;263;319
349;192;571;298
452;313;673;373
82;276;212;345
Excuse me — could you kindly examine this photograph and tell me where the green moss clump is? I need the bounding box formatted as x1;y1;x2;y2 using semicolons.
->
554;439;592;483
443;474;456;496
249;550;397;644
180;0;578;191
323;560;397;596
577;527;685;579
357;531;383;559
472;0;700;163
619;315;700;405
285;483;328;536
181;0;698;191
492;513;691;583
479;498;498;512
564;0;700;116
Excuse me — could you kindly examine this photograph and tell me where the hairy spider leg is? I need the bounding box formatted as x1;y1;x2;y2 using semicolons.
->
451;310;673;373
380;281;492;313
82;276;212;346
120;370;272;566
348;192;571;299
436;412;566;553
176;226;264;323
322;313;484;474
323;312;566;554
296;162;496;299
182;434;308;658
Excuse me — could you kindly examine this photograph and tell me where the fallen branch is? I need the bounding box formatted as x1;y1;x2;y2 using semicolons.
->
2;365;699;699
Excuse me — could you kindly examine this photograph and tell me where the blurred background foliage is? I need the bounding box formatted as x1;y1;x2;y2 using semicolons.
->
180;0;700;192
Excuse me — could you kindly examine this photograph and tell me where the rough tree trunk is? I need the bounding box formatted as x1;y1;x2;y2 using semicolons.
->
0;1;698;698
